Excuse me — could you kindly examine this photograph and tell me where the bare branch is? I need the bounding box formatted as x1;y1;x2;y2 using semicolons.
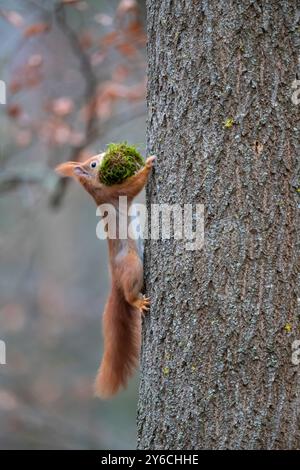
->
0;167;58;193
49;1;99;207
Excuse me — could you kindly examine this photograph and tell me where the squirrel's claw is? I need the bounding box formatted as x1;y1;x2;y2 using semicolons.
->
146;155;156;168
133;295;151;315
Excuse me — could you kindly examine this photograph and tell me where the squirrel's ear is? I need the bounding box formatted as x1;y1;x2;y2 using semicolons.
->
55;161;78;178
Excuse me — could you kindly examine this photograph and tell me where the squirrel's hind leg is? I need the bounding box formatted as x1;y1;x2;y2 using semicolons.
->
132;295;150;316
119;252;150;315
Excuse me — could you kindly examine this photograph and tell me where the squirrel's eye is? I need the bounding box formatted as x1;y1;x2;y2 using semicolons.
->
90;161;97;169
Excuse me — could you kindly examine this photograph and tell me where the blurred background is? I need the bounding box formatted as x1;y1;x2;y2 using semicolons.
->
0;0;146;449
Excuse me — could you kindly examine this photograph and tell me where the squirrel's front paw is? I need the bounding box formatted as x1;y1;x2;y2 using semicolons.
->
146;155;156;168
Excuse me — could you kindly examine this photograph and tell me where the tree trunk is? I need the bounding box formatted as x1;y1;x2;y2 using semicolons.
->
137;0;300;450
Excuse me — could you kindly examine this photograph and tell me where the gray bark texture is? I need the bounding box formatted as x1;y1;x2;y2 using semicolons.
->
137;0;300;450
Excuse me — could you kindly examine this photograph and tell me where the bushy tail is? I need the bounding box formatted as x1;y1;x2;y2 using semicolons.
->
94;287;141;399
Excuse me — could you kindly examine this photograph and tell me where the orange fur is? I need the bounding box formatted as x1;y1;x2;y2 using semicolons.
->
55;153;155;398
94;285;141;398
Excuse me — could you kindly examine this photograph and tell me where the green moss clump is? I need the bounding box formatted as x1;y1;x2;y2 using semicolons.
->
98;142;144;186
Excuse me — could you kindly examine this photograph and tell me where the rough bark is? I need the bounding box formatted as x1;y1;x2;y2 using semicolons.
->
137;0;300;450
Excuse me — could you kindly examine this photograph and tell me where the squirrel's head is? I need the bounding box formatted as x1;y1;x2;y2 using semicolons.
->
55;153;105;202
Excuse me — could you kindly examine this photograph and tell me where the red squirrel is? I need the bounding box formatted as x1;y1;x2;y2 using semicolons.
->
55;153;155;398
